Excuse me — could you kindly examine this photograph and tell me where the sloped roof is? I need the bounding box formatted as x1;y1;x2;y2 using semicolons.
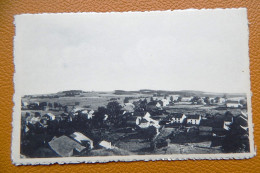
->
147;101;158;106
48;135;86;157
186;114;200;120
140;118;149;124
70;132;93;144
171;113;184;119
236;116;248;127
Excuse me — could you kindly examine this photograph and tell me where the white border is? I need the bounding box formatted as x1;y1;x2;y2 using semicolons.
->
11;8;256;165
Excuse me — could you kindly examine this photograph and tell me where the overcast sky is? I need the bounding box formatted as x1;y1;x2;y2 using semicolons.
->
14;9;250;95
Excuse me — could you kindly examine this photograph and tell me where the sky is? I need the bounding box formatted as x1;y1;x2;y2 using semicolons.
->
14;9;250;95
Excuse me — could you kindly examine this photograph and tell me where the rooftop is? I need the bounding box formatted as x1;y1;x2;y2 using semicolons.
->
48;135;86;157
186;114;201;120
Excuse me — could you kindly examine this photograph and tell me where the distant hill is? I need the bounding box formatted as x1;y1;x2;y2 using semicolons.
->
114;89;246;98
23;89;246;98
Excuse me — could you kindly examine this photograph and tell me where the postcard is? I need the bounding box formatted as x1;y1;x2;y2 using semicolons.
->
12;8;255;165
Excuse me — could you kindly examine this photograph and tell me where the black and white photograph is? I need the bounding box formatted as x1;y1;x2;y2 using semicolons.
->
12;8;255;165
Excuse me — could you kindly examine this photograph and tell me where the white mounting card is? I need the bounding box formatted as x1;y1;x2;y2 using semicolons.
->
12;8;255;165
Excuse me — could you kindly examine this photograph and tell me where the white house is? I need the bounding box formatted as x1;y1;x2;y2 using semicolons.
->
99;140;112;149
70;132;93;149
169;95;180;101
181;97;193;102
136;112;160;129
186;115;201;125
223;115;233;130
226;100;243;108
219;98;226;104
80;109;95;119
170;113;186;123
161;99;169;107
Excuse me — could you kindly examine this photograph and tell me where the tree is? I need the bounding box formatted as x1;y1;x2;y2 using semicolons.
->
106;101;122;125
222;116;249;153
140;99;148;111
177;96;182;102
191;96;200;104
93;106;107;127
164;95;167;99
124;97;129;103
170;96;174;102
214;97;220;103
150;97;154;102
204;97;210;105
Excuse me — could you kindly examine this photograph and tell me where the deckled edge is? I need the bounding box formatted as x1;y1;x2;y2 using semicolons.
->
11;8;256;166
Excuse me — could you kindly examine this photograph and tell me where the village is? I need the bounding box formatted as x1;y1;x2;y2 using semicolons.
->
20;90;250;158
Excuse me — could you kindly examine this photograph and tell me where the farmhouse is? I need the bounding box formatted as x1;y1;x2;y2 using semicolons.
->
169;95;179;101
161;99;169;107
21;101;28;109
170;113;186;124
99;140;112;149
136;112;160;129
79;109;94;119
219;98;226;104
223;114;233;130
136;117;150;128
70;132;93;149
226;100;242;108
146;101;162;110
181;97;193;102
237;114;248;131
48;135;86;157
186;115;201;125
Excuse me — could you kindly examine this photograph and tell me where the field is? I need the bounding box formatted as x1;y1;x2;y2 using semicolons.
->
22;92;152;111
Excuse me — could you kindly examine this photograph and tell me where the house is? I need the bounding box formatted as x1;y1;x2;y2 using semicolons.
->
103;114;109;121
186;115;201;125
80;110;94;119
99;140;112;149
136;112;160;129
219;98;226;104
181;97;193;102
146;101;162;110
161;99;169;107
27;116;41;125
70;132;93;149
21;101;28;109
48;135;86;157
226;100;243;108
43;113;56;121
223;114;233;130
199;126;213;136
169;95;179;102
170;113;186;123
236;114;248;131
136;117;150;128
